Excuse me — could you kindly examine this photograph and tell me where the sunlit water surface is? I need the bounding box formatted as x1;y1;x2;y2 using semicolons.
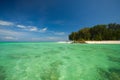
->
0;42;120;80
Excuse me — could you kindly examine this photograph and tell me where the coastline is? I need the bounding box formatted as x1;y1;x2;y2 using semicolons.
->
57;41;120;44
85;41;120;44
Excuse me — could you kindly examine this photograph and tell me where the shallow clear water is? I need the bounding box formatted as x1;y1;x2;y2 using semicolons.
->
0;42;120;80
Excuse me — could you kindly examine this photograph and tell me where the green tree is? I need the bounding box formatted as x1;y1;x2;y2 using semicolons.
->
78;28;91;40
69;23;120;41
69;32;78;41
90;25;107;40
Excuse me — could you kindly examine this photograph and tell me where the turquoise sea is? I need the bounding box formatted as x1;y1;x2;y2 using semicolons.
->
0;42;120;80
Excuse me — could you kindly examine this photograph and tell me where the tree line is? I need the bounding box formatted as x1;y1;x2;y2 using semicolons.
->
69;23;120;41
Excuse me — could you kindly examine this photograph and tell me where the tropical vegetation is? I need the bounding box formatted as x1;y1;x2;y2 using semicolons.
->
69;23;120;41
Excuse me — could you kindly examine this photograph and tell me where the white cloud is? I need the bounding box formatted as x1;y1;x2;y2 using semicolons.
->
0;29;21;36
3;36;17;40
17;25;38;32
0;29;67;41
0;20;68;41
0;29;35;41
0;29;24;41
39;27;47;32
0;20;14;26
0;20;47;33
29;27;38;31
17;25;26;28
17;25;47;33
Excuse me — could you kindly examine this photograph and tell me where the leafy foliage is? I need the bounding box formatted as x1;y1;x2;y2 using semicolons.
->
69;23;120;41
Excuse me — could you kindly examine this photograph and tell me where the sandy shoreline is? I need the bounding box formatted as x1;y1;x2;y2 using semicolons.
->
57;41;120;44
85;41;120;44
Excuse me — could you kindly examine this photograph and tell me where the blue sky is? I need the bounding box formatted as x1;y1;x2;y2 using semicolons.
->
0;0;120;41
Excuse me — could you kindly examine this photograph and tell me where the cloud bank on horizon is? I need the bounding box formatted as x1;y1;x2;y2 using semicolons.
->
0;0;120;41
0;20;67;41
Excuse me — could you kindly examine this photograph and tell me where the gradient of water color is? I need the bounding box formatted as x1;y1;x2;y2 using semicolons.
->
0;42;120;80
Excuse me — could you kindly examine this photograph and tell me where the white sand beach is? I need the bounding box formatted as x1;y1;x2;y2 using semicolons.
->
85;41;120;44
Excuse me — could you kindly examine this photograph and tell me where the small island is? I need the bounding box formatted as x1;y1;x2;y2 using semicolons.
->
69;23;120;44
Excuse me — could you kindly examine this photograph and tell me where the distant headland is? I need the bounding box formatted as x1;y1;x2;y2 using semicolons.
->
69;23;120;43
